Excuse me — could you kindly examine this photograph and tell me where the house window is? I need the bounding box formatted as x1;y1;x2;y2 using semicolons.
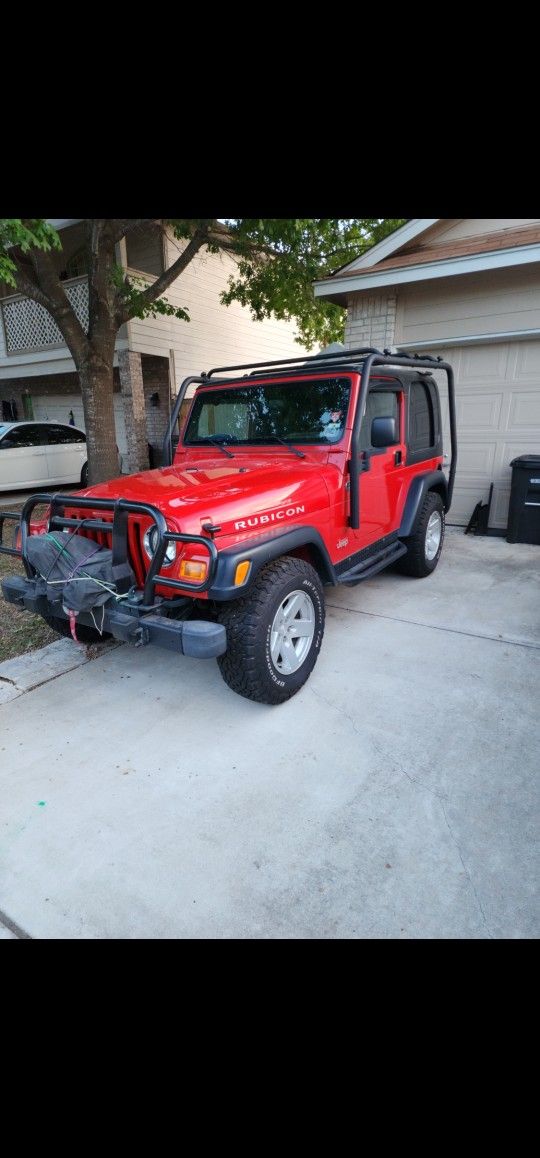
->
125;226;165;276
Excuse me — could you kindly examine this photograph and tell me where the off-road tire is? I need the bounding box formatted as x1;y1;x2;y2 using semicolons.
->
217;556;325;704
41;611;111;644
397;491;445;577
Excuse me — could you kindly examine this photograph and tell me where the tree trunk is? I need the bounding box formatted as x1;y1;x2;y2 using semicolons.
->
78;353;120;485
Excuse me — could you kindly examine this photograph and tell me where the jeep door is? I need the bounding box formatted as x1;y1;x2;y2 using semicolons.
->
353;384;407;548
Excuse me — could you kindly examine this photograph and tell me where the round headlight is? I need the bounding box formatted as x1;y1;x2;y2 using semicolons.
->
143;525;177;567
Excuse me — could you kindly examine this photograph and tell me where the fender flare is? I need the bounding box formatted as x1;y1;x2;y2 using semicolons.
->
207;525;337;599
399;472;449;539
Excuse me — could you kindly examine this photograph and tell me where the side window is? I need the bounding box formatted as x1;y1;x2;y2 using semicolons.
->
46;425;86;445
359;391;400;451
1;424;49;447
409;382;434;452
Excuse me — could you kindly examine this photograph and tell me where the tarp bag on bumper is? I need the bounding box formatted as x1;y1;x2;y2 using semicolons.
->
25;530;134;613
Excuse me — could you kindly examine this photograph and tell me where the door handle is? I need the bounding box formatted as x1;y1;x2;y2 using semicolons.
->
394;449;402;465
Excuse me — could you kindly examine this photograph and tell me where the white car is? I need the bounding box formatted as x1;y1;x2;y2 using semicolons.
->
0;421;88;491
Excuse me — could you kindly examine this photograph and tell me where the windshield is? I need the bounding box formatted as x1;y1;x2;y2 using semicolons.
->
184;376;352;447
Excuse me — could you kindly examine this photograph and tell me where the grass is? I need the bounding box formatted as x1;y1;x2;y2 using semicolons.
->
0;552;59;662
0;506;59;663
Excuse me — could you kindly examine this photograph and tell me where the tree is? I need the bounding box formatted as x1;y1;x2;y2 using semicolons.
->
0;218;403;484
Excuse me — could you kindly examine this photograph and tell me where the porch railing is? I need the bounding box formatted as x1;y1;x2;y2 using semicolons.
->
0;276;89;354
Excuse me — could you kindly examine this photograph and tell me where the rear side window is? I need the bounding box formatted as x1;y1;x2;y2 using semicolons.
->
408;382;434;451
45;425;86;444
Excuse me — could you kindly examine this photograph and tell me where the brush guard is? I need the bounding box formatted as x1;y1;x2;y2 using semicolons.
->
0;493;226;659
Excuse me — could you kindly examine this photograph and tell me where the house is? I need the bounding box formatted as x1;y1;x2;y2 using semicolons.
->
0;220;308;472
315;219;540;530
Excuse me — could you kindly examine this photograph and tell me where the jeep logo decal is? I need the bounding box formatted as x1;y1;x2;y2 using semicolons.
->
234;505;305;530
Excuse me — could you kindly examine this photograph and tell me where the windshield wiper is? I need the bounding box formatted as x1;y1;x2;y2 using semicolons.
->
195;436;235;459
264;435;305;459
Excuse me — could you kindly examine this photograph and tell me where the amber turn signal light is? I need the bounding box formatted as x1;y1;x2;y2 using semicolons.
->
234;560;250;586
179;559;207;580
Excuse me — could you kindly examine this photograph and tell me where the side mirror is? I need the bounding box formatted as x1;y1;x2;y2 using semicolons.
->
0;439;15;449
371;416;397;448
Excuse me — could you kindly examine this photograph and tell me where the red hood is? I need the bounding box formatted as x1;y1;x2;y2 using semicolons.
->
76;455;334;537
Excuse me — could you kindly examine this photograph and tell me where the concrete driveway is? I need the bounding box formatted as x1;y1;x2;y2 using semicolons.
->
1;528;538;940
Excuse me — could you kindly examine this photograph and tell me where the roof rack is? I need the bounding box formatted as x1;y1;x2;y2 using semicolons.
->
206;346;445;380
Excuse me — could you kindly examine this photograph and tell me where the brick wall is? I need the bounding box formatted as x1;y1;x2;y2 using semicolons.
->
344;292;397;351
141;354;171;462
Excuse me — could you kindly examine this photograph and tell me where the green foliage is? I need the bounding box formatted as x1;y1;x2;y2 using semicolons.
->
0;219;61;286
0;217;405;346
111;266;189;322
218;219;405;348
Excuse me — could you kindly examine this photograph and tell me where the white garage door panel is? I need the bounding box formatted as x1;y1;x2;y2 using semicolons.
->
508;391;540;427
458;392;503;429
445;486;490;526
457;441;498;476
437;340;540;529
32;393;128;461
460;343;510;382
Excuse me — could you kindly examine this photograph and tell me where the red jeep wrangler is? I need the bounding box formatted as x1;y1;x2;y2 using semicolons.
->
0;347;457;704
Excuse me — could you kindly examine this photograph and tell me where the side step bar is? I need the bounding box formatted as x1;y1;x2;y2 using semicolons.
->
337;541;407;586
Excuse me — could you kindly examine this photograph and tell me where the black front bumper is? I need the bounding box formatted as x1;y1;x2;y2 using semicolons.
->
1;574;226;659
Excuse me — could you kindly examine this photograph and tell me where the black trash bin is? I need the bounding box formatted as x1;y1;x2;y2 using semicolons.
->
507;455;540;545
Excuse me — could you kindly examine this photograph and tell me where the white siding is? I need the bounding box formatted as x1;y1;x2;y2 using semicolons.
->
128;234;308;387
395;265;540;346
0;345;78;376
0;344;127;380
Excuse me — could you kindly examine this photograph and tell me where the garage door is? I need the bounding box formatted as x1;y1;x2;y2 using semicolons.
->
31;393;129;469
434;340;540;529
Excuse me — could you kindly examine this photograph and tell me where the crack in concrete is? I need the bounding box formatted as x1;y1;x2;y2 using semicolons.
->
326;603;540;651
440;800;494;939
394;758;449;802
0;674;17;687
308;684;363;738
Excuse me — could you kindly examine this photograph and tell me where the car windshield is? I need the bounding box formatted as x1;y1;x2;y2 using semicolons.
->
0;425;9;437
184;376;352;446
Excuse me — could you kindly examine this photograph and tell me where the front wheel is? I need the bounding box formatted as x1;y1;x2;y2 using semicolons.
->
397;491;445;577
217;556;325;704
80;461;88;487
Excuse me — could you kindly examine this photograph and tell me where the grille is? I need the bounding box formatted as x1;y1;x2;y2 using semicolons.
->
67;511;145;589
65;512;166;590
